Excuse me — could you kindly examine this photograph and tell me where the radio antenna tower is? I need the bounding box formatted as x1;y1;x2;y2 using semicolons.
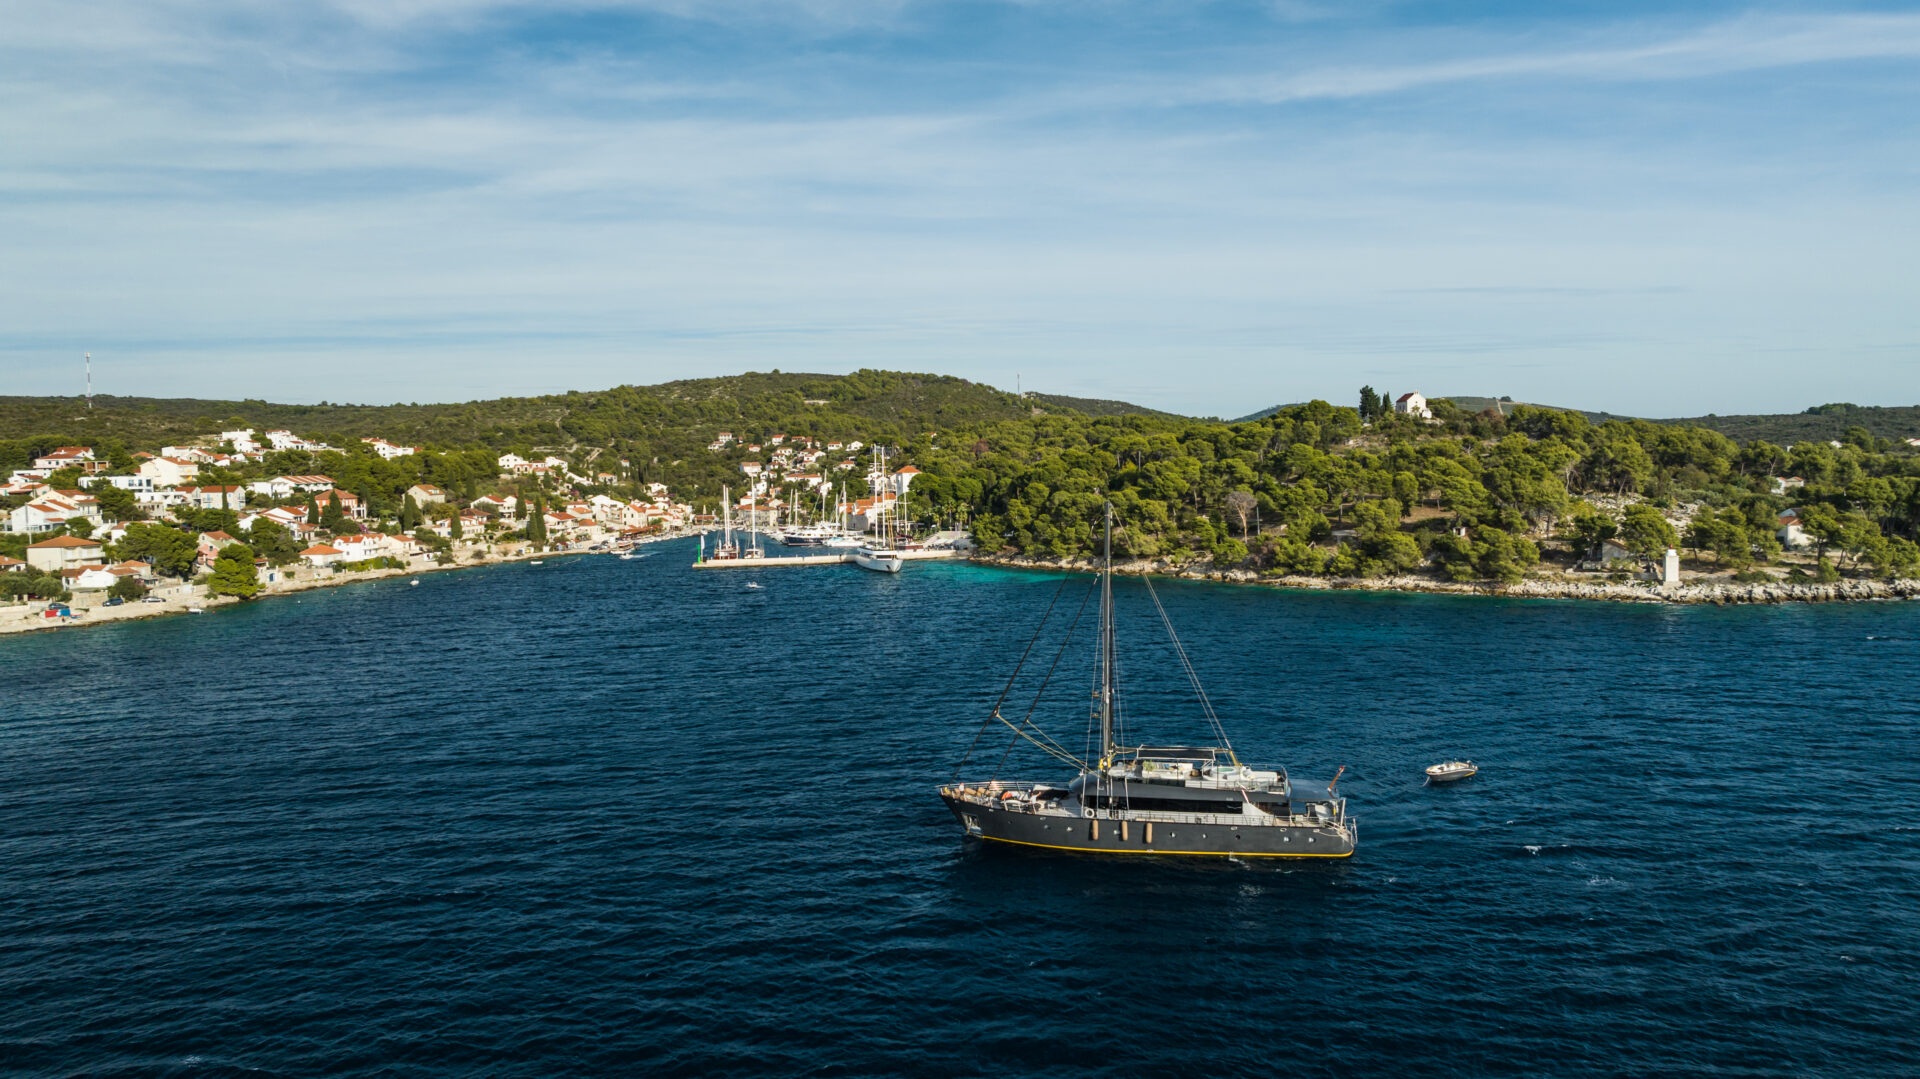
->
85;352;92;410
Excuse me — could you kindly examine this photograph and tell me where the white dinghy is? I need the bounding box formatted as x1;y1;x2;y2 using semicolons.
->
1425;760;1477;784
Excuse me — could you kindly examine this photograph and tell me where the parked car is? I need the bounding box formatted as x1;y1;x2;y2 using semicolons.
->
142;595;166;603
104;596;125;606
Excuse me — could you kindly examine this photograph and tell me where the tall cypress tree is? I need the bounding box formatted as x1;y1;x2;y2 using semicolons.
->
320;494;349;535
402;495;421;531
449;511;463;542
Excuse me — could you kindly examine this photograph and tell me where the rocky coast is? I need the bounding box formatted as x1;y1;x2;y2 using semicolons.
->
971;553;1920;605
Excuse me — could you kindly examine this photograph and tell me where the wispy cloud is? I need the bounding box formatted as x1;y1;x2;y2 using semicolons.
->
1;3;1916;415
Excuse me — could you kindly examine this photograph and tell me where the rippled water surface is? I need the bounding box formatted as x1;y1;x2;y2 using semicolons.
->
5;543;1918;1077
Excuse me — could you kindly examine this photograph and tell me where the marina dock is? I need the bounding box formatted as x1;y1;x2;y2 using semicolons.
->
692;548;967;569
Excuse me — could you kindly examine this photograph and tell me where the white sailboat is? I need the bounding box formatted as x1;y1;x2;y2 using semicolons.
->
852;447;904;572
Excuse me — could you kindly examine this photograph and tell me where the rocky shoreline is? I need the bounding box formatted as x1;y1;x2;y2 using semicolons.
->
0;527;710;638
969;553;1920;605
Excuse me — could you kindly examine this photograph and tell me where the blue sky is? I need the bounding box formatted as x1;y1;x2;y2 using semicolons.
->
3;1;1916;416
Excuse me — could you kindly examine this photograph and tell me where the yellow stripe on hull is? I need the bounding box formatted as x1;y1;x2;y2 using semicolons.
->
977;833;1354;858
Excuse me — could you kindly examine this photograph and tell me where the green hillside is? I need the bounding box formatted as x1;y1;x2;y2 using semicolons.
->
0;369;1031;454
1662;404;1920;445
1029;393;1186;419
7;373;1920;589
1439;397;1920;444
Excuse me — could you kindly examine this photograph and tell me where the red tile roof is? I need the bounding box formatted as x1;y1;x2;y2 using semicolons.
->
27;535;102;548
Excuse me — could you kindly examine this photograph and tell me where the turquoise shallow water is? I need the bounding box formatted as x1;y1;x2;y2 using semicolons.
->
3;541;1918;1077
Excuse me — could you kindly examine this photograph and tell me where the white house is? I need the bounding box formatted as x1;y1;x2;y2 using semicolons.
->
83;474;155;494
331;533;390;561
7;490;101;535
1394;392;1434;420
136;457;200;486
249;474;335;499
33;446;94;469
300;543;345;567
362;438;419;460
890;466;920;496
1777;513;1810;549
175;485;247;511
406;483;448;505
264;429;321;451
498;453;528;471
65;565;120;592
471;494;518;518
25;535;106;572
586;494;627;525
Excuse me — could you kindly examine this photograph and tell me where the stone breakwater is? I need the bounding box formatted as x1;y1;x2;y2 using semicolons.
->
970;554;1920;605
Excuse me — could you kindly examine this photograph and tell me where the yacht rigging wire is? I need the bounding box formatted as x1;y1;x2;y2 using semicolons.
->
950;572;1073;782
1139;571;1239;767
990;580;1099;775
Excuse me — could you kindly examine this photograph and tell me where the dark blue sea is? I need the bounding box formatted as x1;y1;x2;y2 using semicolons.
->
5;541;1918;1077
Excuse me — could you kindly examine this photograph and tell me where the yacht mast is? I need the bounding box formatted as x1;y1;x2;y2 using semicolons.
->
1100;501;1115;765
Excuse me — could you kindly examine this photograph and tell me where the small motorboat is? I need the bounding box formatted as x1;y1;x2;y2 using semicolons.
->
529;560;544;565
410;579;420;586
746;582;761;589
1425;760;1477;784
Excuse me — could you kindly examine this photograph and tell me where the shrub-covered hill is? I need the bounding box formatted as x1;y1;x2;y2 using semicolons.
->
8;371;1920;587
0;370;1032;454
1028;393;1186;419
1664;404;1920;446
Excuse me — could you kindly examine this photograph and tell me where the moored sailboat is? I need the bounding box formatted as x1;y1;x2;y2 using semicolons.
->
938;503;1357;858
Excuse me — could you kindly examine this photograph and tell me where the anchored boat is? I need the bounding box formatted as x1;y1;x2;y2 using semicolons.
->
939;503;1357;858
851;546;904;573
1425;760;1477;784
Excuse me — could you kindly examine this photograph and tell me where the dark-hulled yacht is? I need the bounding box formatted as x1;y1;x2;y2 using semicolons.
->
938;505;1357;859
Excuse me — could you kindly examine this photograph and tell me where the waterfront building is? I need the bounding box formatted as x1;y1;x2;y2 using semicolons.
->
299;544;344;568
25;535;105;572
